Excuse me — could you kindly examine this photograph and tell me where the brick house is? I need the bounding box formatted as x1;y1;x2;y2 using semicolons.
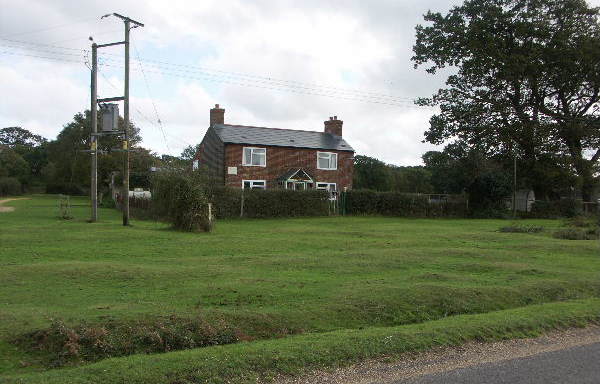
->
194;104;354;198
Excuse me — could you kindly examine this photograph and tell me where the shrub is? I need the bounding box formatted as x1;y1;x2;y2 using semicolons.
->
565;215;596;228
499;225;544;233
344;190;467;217
0;177;22;196
18;317;240;367
207;187;330;219
151;171;213;232
530;199;581;218
553;227;598;240
466;170;512;215
243;189;329;218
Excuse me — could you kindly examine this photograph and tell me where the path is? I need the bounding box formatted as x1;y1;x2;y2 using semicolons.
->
0;198;28;213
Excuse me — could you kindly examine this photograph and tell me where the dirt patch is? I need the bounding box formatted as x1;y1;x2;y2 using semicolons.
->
0;198;28;212
275;325;600;384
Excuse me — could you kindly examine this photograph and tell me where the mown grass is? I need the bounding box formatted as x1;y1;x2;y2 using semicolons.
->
4;299;600;384
1;195;599;381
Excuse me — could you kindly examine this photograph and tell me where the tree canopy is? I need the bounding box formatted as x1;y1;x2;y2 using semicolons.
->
413;0;600;200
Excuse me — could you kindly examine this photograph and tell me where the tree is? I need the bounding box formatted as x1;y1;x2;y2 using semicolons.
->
45;111;143;192
389;166;433;193
0;127;46;147
353;155;392;190
180;144;200;161
413;0;600;200
0;127;49;186
0;147;28;179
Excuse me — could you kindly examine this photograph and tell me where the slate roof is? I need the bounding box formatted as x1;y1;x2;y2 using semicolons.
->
212;124;354;152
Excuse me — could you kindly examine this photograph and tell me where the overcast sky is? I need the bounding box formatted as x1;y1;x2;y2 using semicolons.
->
2;0;599;165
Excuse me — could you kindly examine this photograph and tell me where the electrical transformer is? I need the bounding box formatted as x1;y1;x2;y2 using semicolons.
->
100;104;120;132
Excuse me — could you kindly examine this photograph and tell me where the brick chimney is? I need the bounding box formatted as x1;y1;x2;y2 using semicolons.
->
324;115;343;136
210;104;225;126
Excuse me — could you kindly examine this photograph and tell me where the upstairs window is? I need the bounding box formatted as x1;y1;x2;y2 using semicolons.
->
243;147;266;167
317;152;337;170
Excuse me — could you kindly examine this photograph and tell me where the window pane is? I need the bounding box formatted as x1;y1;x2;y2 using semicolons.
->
330;154;337;169
253;152;265;166
243;181;251;189
318;157;329;169
244;148;252;165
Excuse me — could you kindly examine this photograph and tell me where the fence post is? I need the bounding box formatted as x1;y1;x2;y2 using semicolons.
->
240;189;245;218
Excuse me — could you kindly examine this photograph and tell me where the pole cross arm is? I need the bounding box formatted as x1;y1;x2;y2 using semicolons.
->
97;41;126;48
98;96;125;102
112;13;144;27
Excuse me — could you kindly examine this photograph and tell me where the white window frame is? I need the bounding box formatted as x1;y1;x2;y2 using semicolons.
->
317;151;338;170
242;147;266;167
242;180;266;190
316;182;337;200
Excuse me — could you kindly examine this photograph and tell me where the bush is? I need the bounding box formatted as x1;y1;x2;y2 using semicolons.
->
151;171;213;232
45;182;86;196
208;187;330;219
18;317;240;367
0;177;22;196
499;225;544;233
553;227;598;240
530;199;581;218
467;170;512;215
344;190;467;217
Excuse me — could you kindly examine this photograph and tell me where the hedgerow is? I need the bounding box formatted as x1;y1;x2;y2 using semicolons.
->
208;187;330;218
344;190;467;217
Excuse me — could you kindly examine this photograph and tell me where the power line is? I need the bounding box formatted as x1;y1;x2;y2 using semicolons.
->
99;54;418;104
1;38;433;109
0;16;99;38
0;49;84;64
97;66;174;152
1;37;422;105
132;42;170;152
99;60;431;109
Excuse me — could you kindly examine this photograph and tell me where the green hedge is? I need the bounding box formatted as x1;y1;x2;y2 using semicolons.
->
344;190;467;217
209;187;330;219
529;199;581;218
0;177;22;196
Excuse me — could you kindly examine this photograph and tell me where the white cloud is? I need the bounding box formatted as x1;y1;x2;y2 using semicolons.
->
0;0;460;165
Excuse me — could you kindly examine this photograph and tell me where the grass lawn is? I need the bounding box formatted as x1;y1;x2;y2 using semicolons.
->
1;195;599;383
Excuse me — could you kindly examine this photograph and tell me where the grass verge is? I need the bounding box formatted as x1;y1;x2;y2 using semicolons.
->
4;298;600;384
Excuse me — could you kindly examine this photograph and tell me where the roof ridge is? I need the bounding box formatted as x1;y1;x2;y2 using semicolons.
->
218;123;337;136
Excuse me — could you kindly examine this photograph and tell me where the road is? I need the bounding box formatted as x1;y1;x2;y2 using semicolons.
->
391;342;600;384
277;326;600;384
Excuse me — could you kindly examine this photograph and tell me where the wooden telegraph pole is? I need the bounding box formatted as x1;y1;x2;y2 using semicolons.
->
90;43;98;222
89;13;143;226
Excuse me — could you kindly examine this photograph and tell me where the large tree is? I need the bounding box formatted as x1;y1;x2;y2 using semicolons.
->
45;111;147;191
413;0;600;200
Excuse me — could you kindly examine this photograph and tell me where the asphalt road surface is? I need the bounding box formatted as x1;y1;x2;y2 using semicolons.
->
392;342;600;384
277;326;600;384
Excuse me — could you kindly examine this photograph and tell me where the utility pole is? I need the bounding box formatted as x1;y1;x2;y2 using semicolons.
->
90;13;143;226
123;18;131;226
513;153;517;219
90;43;98;222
